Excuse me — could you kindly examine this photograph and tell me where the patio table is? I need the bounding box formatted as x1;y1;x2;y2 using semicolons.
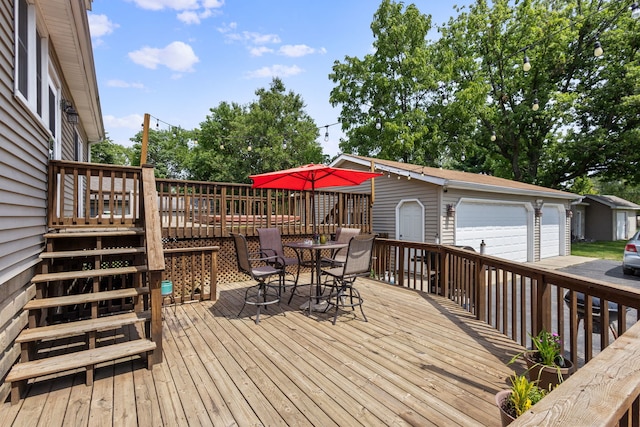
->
285;240;348;312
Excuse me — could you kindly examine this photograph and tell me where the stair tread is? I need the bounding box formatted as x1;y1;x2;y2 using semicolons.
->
6;339;156;383
40;247;146;259
44;228;144;238
24;287;149;310
32;265;148;283
17;311;152;343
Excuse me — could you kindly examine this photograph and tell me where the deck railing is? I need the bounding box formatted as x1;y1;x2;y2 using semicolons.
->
373;238;640;424
155;177;374;238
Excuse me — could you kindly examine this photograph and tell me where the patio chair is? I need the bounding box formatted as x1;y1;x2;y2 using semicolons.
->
563;290;629;338
320;234;376;325
231;233;284;324
321;227;361;268
257;228;301;303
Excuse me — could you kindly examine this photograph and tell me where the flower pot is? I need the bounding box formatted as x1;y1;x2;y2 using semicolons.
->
524;351;574;391
495;390;515;427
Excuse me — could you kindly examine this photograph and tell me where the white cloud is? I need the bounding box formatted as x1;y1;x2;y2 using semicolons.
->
128;0;200;11
107;79;145;89
104;113;144;131
249;46;274;57
128;41;199;72
245;64;303;79
278;44;327;58
177;8;215;24
88;14;119;38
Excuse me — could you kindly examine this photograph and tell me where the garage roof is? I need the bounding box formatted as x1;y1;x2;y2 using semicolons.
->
333;154;579;201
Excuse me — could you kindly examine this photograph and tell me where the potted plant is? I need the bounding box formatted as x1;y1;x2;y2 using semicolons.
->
510;330;574;391
495;373;547;426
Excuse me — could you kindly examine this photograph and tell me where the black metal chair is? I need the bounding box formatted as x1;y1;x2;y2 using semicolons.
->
231;233;284;324
563;290;629;338
257;227;301;303
320;234;376;325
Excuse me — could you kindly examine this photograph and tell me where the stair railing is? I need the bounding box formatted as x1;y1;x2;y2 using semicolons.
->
141;165;165;365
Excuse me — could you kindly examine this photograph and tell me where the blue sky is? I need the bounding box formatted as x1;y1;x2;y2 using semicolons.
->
89;0;471;157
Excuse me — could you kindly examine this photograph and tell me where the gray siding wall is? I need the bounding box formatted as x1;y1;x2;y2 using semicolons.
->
585;202;613;241
0;0;84;401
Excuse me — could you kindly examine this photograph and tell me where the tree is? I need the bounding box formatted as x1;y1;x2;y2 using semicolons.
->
191;78;324;183
129;127;193;179
330;0;640;188
330;0;441;164
90;136;134;165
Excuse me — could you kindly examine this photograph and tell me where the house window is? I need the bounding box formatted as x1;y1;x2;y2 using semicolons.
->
15;0;47;120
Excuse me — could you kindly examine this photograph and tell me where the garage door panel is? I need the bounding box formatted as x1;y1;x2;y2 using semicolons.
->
456;203;529;262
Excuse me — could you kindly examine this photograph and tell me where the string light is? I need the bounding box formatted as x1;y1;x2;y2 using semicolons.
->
523;55;531;72
490;131;497;142
324;126;329;142
532;98;539;111
594;40;604;57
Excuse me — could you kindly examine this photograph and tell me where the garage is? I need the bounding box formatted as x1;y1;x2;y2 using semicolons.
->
540;205;561;258
455;201;531;262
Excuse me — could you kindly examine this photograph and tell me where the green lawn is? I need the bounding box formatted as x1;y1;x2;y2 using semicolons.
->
571;240;626;261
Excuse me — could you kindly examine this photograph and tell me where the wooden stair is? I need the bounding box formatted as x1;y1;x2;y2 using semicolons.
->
6;227;157;404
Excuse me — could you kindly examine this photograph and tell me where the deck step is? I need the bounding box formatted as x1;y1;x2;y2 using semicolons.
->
44;228;144;239
32;265;148;283
16;311;151;343
6;339;156;383
24;287;149;310
40;247;146;259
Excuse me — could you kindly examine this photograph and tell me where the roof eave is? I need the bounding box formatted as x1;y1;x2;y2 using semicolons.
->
39;0;104;142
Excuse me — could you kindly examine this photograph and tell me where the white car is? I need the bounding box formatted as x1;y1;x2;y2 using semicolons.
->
623;231;640;275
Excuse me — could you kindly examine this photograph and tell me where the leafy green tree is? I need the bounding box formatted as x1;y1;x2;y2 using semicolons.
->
130;127;193;179
330;0;440;164
330;0;640;188
192;78;324;183
90;136;133;165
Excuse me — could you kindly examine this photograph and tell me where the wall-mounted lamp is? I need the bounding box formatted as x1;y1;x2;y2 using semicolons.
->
446;204;456;217
534;199;544;217
566;209;573;218
61;100;79;125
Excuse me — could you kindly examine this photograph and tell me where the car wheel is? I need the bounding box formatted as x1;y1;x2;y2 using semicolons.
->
623;266;635;275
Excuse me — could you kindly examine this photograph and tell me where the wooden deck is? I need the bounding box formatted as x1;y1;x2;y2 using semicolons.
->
1;276;526;426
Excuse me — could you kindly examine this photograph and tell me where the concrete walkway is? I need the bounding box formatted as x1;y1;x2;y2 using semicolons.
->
530;255;599;270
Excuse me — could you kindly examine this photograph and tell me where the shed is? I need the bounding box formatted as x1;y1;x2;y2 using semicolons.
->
572;195;640;241
331;155;580;262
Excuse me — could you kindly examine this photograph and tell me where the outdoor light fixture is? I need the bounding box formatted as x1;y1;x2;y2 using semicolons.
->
61;99;79;125
594;41;603;57
446;204;455;218
490;131;497;142
532;98;539;111
632;2;640;19
534;199;544;217
324;125;329;142
566;209;573;218
523;55;531;72
375;117;382;130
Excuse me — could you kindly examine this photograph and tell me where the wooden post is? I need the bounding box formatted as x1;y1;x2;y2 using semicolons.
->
141;113;150;166
475;259;486;322
536;273;552;335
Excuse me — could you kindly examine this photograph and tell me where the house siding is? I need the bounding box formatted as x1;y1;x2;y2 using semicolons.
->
586;202;613;241
0;0;97;402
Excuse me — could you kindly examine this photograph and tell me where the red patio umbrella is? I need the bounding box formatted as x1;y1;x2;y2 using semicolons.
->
250;163;382;234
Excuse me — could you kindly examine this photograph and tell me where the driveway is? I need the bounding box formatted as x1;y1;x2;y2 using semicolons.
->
559;259;640;290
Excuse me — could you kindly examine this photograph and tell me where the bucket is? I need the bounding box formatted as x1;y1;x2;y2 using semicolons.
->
161;280;173;296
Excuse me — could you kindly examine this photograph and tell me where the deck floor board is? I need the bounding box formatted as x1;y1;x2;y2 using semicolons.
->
2;276;525;426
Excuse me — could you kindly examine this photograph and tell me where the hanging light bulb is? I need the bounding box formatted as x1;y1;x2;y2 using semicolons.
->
490;131;497;142
219;143;224;150
632;3;640;19
532;98;539;111
407;174;411;180
324;126;329;142
523;55;531;72
375;117;382;130
594;41;603;57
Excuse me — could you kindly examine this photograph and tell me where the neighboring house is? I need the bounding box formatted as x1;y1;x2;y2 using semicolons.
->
572;195;640;241
331;155;580;262
0;0;103;401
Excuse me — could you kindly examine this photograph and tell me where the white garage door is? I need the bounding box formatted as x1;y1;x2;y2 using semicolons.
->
541;206;560;258
456;202;529;262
